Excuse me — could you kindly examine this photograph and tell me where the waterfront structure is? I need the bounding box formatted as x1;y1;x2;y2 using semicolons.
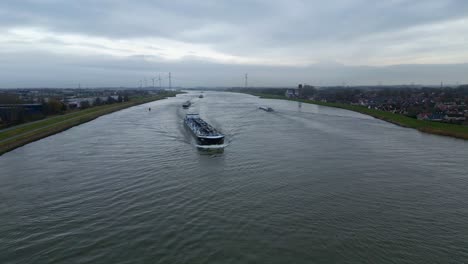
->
0;104;43;124
285;89;298;98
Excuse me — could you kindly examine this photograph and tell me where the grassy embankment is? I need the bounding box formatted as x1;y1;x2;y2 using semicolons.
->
247;92;468;140
0;92;179;155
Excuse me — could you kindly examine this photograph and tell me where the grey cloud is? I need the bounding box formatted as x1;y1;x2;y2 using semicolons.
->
1;0;468;87
0;51;467;88
2;0;468;45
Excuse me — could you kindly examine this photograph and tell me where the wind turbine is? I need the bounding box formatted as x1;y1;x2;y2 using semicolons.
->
158;74;162;89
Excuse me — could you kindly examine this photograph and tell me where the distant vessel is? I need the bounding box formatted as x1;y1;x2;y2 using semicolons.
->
199;94;204;98
184;114;224;145
259;106;274;112
182;101;191;109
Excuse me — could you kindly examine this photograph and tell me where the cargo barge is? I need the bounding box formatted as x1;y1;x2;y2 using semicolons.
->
184;114;224;145
259;106;274;112
182;101;191;108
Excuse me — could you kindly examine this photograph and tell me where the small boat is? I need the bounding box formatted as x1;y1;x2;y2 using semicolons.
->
199;94;204;98
259;106;274;112
182;101;191;109
184;114;224;145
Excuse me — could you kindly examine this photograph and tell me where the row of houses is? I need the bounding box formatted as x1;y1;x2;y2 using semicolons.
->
417;112;467;122
64;95;120;109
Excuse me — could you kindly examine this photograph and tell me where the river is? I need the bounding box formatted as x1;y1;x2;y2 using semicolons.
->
1;91;467;263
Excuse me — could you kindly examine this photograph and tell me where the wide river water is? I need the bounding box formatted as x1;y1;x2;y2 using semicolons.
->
1;91;467;263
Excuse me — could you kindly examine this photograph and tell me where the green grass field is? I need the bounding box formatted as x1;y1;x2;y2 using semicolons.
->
247;92;468;140
0;92;179;155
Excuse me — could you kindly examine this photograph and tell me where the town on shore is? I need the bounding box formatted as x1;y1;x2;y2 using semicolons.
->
229;84;468;126
2;84;467;130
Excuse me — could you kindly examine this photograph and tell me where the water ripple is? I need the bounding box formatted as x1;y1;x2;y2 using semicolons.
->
0;91;467;264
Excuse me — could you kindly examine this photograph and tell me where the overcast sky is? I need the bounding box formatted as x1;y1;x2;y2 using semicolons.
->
1;0;468;88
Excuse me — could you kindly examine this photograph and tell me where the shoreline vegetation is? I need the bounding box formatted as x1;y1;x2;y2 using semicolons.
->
244;92;468;140
0;92;180;155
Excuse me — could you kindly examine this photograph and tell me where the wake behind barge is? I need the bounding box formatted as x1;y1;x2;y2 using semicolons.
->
184;114;224;145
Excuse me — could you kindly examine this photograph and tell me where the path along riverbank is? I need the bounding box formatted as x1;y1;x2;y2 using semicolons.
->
0;92;180;156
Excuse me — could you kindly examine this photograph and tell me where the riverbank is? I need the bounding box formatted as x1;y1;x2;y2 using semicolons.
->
247;92;468;140
0;92;180;155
